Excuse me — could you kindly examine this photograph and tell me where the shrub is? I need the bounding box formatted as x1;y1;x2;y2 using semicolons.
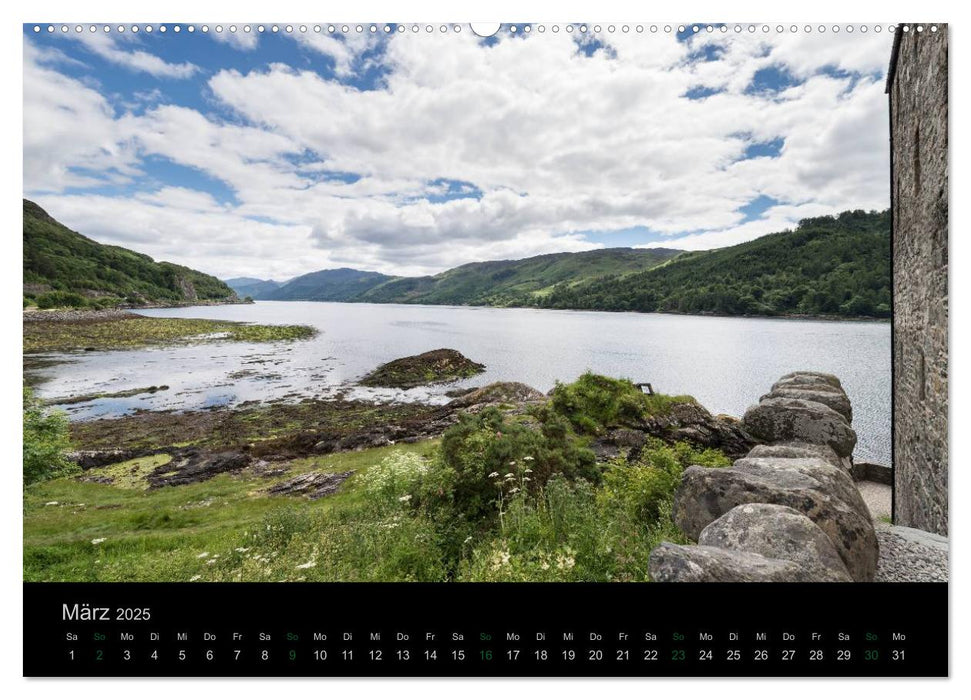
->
549;372;689;435
23;387;78;486
600;439;730;526
36;291;88;309
431;406;597;523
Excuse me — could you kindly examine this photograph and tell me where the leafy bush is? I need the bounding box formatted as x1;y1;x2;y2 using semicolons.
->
549;372;687;435
35;291;88;309
23;387;78;486
600;439;730;525
431;406;597;523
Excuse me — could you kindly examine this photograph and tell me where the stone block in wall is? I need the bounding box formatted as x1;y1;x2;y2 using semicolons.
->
741;397;856;457
673;457;877;580
697;503;852;582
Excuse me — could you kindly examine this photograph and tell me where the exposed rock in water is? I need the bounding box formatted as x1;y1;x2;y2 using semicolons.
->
649;543;817;582
698;503;852;582
146;448;251;488
359;348;485;388
266;470;354;499
673;457;877;581
742;397;857;457
446;381;546;410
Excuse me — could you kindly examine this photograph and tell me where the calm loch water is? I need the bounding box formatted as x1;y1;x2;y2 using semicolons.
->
27;301;891;464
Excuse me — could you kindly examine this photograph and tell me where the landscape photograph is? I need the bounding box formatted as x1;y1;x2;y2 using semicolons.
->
22;23;946;584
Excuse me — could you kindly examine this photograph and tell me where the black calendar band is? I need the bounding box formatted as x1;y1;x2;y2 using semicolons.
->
23;582;947;677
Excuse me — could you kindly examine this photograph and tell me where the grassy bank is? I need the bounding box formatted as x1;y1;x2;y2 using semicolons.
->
24;372;732;582
23;312;315;353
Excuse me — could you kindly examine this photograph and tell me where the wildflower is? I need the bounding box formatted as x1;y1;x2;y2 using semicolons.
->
234;547;250;553
44;501;58;506
91;538;106;545
295;560;316;570
509;487;520;494
488;472;499;478
504;473;514;479
189;575;201;582
523;477;531;482
523;456;534;462
196;552;210;558
509;460;516;466
206;558;218;566
524;468;533;473
398;494;412;502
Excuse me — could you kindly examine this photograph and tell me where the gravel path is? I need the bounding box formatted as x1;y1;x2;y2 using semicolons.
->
874;524;949;582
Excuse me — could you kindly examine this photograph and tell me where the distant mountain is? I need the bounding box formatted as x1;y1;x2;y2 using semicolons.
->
537;210;891;318
358;247;682;306
225;277;283;299
265;268;394;301
260;248;681;307
23;200;237;308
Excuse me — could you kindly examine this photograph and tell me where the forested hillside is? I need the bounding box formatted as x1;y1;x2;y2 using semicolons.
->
23;200;237;308
537;210;891;318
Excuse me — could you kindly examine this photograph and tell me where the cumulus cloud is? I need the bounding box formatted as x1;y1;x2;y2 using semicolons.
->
71;32;198;78
23;29;894;278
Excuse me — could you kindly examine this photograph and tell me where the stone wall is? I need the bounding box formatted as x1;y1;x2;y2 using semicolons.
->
649;372;878;582
889;26;949;535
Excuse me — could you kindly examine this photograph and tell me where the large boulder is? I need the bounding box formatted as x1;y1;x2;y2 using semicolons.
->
673;457;878;580
760;387;852;423
649;543;816;582
741;397;856;457
698;503;852;582
746;441;850;472
774;371;843;391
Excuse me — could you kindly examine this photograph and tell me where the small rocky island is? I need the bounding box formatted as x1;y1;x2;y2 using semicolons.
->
359;348;486;388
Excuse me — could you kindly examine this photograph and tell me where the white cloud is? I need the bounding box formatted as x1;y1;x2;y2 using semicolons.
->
211;28;259;51
24;29;895;278
72;33;198;78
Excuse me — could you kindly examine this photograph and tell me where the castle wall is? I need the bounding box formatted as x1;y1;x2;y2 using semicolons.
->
889;26;948;535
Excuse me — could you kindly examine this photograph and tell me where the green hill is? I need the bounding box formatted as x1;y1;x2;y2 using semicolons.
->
537;210;891;318
265;268;394;301
358;247;682;306
23;199;238;309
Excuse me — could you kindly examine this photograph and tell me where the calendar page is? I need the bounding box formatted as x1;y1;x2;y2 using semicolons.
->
21;20;948;677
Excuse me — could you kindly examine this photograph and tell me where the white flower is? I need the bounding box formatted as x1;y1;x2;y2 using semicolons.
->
234;547;250;553
189;575;201;582
91;538;106;545
488;471;499;478
523;456;534;462
295;560;316;570
509;487;520;494
44;501;58;506
196;552;210;558
524;468;533;473
398;494;412;502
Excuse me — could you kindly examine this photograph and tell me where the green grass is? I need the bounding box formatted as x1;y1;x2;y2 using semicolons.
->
23;315;315;353
23;441;438;582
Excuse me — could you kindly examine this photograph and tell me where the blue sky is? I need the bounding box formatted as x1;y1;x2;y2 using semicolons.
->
23;24;892;278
